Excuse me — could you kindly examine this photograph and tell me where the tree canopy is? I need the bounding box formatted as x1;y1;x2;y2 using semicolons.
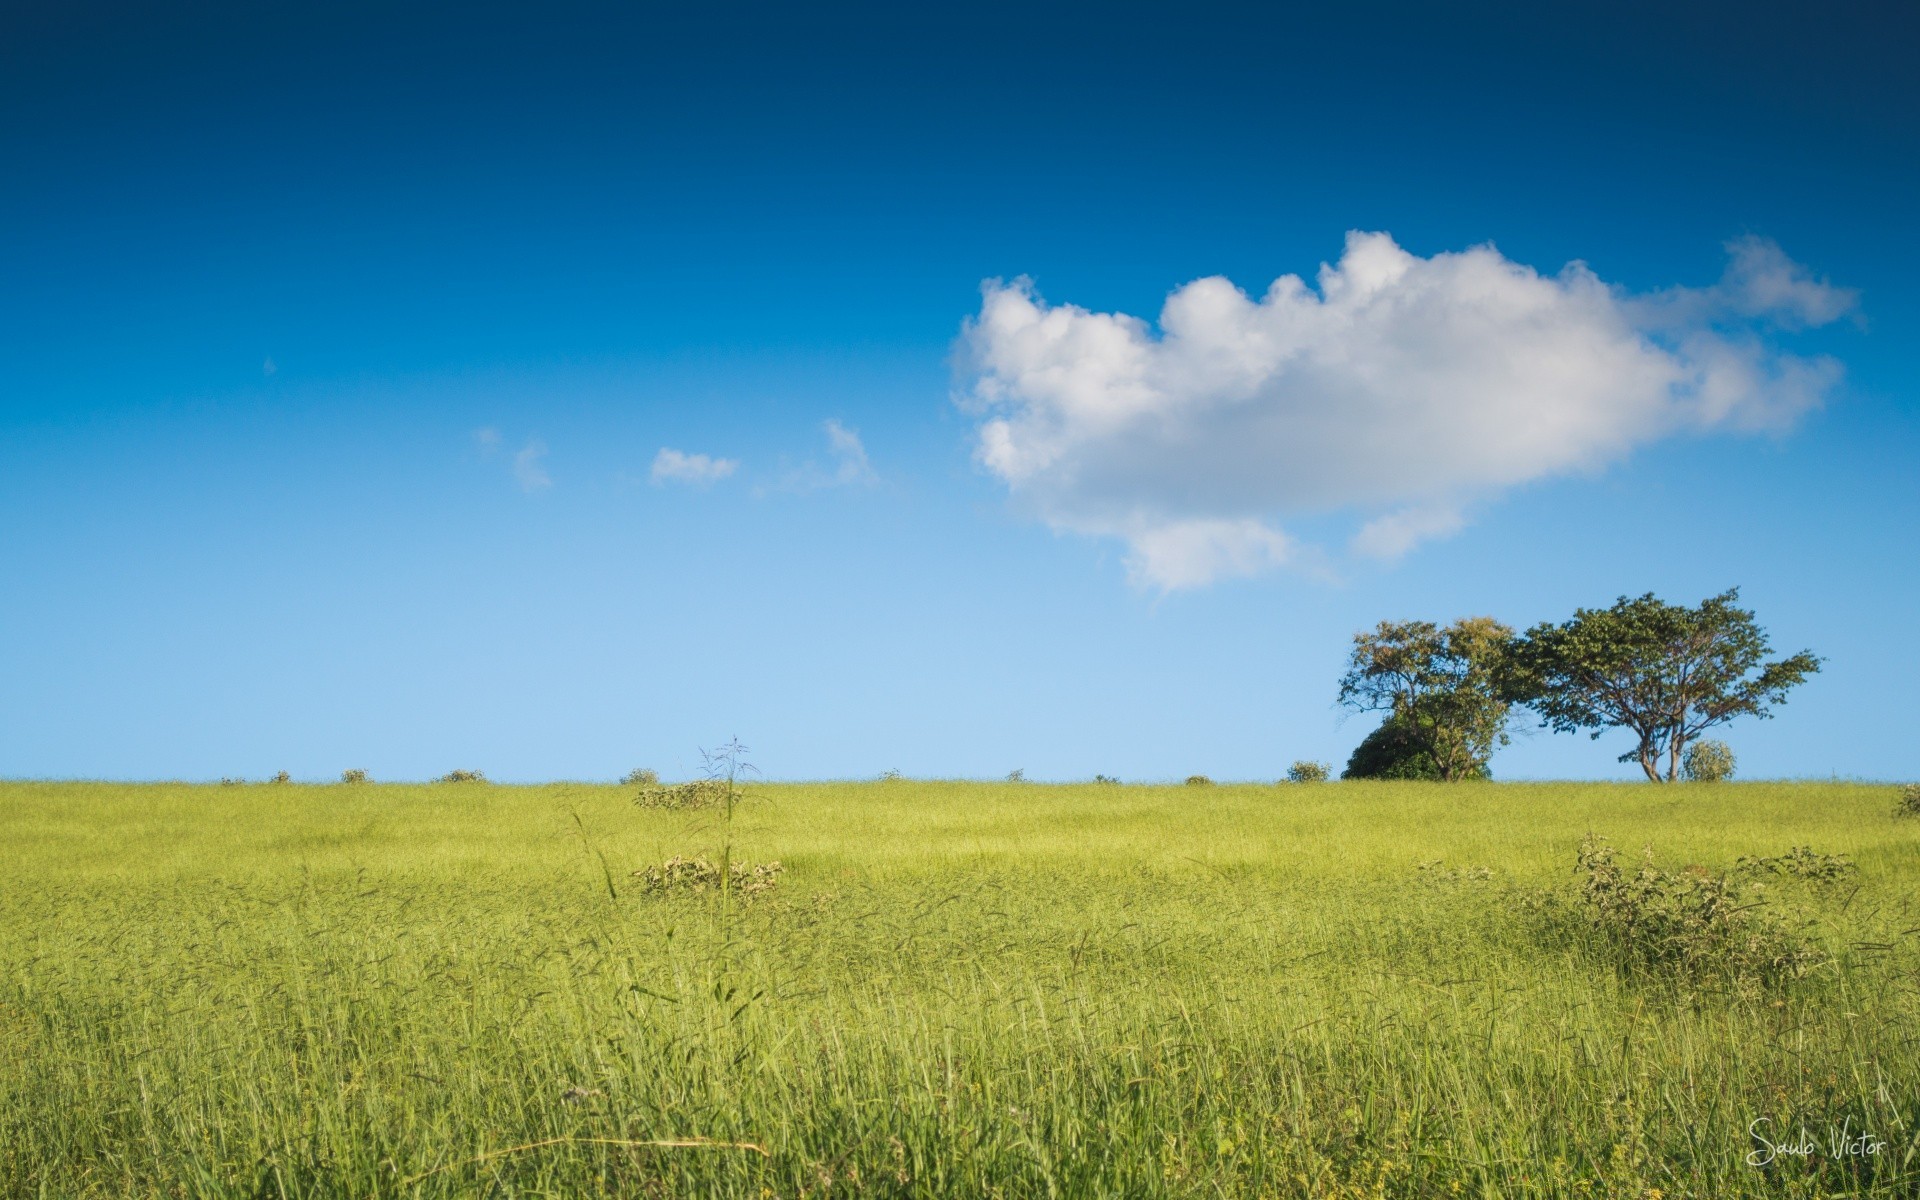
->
1500;588;1819;783
1336;616;1513;782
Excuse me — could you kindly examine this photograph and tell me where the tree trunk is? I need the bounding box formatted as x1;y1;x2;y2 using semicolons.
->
1667;733;1686;783
1638;740;1663;783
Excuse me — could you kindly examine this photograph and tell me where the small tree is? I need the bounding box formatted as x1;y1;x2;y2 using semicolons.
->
1502;589;1818;783
1287;760;1330;783
1682;740;1735;782
1337;616;1513;781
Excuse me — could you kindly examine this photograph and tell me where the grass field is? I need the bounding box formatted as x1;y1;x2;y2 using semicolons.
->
3;779;1917;1198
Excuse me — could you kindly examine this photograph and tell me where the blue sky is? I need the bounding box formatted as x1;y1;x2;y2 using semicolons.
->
3;1;1915;782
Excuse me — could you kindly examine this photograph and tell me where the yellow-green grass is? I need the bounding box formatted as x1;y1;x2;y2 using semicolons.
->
3;780;1917;1198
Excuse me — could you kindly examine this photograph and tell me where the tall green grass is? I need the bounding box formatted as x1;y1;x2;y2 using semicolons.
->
3;780;1917;1197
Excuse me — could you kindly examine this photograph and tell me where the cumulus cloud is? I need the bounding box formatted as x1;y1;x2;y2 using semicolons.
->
650;447;739;486
958;232;1854;589
513;439;551;491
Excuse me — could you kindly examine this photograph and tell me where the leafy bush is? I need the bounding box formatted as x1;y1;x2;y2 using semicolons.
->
1895;783;1920;817
621;768;660;787
879;769;903;782
1559;834;1824;983
1416;859;1493;884
1343;715;1489;780
1682;740;1735;782
632;855;782;901
1287;760;1330;783
1735;846;1856;885
1093;774;1119;785
268;771;291;784
632;780;732;810
218;777;244;787
436;769;486;784
1006;769;1026;783
1184;775;1213;787
340;769;369;784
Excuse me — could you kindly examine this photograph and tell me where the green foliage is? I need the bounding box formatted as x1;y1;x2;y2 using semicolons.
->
1735;845;1856;885
436;769;486;783
621;767;660;787
1341;714;1495;780
1337;615;1513;780
269;770;291;784
1896;783;1920;817
634;855;783;901
1503;588;1820;782
1682;739;1736;782
1285;760;1330;783
632;779;733;809
1183;774;1213;787
1006;768;1026;782
1092;774;1120;785
340;768;370;784
1557;834;1825;983
2;780;1912;1198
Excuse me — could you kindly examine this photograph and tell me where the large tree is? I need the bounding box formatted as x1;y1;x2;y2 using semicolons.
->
1500;588;1820;783
1337;616;1513;782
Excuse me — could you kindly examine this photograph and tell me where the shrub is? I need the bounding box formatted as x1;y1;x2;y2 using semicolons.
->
1287;760;1330;783
1343;715;1490;780
879;769;903;782
1895;784;1920;817
1735;846;1856;885
621;768;660;787
1417;859;1493;884
269;771;291;785
1093;774;1119;785
219;777;244;787
340;769;369;784
1560;834;1824;983
1006;769;1026;783
632;780;732;810
437;769;486;784
632;856;782;901
1184;775;1213;787
1682;739;1735;782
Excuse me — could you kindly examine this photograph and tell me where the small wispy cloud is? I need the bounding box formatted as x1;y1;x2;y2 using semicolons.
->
514;439;552;492
651;448;739;486
472;427;503;455
823;419;878;486
766;420;880;494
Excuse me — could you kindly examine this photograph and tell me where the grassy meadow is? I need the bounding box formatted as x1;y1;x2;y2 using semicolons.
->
3;778;1918;1198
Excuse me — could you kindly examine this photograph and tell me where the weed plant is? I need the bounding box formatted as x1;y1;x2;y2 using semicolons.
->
635;855;783;900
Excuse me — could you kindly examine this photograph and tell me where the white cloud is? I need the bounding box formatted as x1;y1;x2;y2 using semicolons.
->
959;232;1854;589
650;447;739;487
1350;504;1466;562
472;426;502;454
1124;518;1293;590
763;420;880;494
513;439;551;491
823;419;878;486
